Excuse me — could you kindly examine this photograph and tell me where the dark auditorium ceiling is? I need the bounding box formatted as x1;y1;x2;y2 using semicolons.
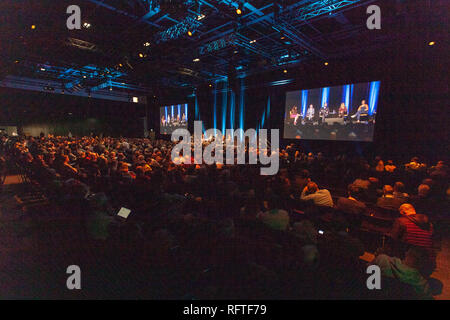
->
0;0;448;95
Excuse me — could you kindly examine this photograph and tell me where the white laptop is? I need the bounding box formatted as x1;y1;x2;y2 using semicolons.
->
117;207;131;219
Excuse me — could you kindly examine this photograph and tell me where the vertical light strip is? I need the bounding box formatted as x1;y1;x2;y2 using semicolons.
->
171;105;174;119
230;90;235;130
239;78;245;140
185;103;188;122
350;84;354;113
368;81;380;115
341;84;350;109
260;108;266;130
321;87;330;108
222;81;228;133
178;104;181;118
302;90;308;117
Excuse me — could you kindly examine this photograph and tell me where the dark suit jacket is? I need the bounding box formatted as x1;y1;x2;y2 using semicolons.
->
376;196;405;211
336;197;367;216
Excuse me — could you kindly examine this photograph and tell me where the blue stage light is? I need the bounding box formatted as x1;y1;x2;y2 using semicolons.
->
368;81;380;115
302;90;308;118
321;87;330;108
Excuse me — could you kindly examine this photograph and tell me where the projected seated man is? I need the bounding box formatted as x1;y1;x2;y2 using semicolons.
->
338;102;348;118
351;100;369;122
319;103;329;123
306;104;315;122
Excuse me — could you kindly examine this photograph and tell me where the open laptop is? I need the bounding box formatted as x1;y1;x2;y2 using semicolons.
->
116;207;131;221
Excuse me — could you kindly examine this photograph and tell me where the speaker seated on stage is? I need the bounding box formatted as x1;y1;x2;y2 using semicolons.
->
351;100;369;122
305;104;315;122
338;103;348;118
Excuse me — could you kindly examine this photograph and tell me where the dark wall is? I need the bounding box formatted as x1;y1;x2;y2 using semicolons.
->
0;88;148;137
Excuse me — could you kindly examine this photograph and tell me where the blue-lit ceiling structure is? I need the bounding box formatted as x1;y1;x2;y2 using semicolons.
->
2;0;420;93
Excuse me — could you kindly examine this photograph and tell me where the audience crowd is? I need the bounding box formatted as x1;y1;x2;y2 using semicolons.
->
1;133;448;299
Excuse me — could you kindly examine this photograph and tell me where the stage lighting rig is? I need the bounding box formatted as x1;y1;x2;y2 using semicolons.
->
157;0;195;15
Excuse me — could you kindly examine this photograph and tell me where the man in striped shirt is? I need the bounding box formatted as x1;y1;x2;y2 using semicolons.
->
390;203;434;259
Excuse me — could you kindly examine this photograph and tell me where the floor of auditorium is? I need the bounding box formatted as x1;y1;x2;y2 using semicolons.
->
1;174;449;300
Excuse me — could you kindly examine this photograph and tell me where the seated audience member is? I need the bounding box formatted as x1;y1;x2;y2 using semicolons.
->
393;181;409;201
375;160;385;173
410;184;436;215
405;157;427;171
257;196;290;231
352;173;371;191
377;185;405;211
118;162;135;180
290;169;310;196
429;160;449;181
336;184;367;216
371;247;433;299
61;154;78;177
384;160;396;173
366;177;380;202
390;204;434;254
292;220;318;245
300;182;333;207
240;195;262;220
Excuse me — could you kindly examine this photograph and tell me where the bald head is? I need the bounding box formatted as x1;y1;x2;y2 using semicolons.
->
399;203;416;216
418;184;430;197
383;185;394;195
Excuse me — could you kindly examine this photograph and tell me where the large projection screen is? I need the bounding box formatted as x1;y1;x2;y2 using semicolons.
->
283;81;380;141
160;103;188;135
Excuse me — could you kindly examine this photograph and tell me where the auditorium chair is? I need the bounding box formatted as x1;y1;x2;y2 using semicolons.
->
359;114;369;122
372;206;399;220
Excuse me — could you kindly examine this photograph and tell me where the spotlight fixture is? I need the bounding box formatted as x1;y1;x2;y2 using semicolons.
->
209;84;212;87
83;22;91;28
324;62;329;66
14;60;19;64
193;58;200;62
236;8;242;15
280;36;285;40
119;63;123;67
40;68;46;71
31;25;36;29
187;31;193;36
428;41;435;46
144;42;150;47
249;40;256;44
139;53;144;58
283;69;288;73
197;14;206;20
